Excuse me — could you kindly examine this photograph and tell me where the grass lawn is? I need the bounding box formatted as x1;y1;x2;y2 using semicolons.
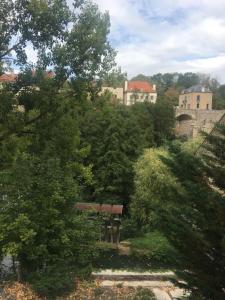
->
128;231;178;264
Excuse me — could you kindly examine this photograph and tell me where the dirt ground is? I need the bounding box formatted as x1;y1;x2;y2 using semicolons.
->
0;281;156;300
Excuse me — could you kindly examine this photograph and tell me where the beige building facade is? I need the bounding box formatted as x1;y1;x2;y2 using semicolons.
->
101;81;157;105
179;85;212;110
123;81;157;105
100;86;124;102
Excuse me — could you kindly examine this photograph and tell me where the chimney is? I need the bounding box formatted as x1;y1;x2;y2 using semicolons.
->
153;84;156;91
124;80;128;92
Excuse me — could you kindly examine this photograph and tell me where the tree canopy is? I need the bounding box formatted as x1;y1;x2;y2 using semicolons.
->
0;0;115;297
132;125;225;299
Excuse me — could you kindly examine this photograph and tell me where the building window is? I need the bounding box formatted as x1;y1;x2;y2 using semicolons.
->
197;95;200;101
188;104;190;109
197;103;200;109
150;95;154;100
206;104;209;110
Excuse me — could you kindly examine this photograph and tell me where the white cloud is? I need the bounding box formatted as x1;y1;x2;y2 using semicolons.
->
25;43;38;64
94;0;225;83
22;0;225;83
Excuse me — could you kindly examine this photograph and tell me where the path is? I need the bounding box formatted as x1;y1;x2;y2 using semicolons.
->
92;269;189;300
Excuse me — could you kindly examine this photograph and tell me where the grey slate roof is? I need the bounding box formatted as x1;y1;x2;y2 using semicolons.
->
181;85;211;94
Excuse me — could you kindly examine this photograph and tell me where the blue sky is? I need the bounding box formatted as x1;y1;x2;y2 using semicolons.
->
93;0;225;82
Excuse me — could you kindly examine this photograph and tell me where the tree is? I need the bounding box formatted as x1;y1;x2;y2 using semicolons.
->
132;128;225;299
0;77;98;297
103;67;127;88
79;98;148;208
131;148;178;226
0;0;115;297
164;87;179;106
213;85;225;109
0;0;115;82
130;102;155;148
0;0;116;142
52;0;116;82
152;99;175;145
202;123;225;192
78;97;175;209
0;0;70;63
177;72;201;88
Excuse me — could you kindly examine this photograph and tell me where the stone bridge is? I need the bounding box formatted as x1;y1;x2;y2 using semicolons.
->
175;108;225;137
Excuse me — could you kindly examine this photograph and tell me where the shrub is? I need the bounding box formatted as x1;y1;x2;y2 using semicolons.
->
131;287;156;300
120;218;141;240
29;262;92;299
130;231;179;266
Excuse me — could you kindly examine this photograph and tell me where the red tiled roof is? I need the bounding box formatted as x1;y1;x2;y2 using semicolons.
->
0;70;54;84
0;73;18;83
127;81;155;93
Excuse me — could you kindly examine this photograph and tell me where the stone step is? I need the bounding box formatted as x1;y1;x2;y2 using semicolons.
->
99;280;174;288
92;270;175;281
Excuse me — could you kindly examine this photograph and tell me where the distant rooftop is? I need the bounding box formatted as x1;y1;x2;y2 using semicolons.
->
0;73;18;83
181;85;211;94
0;70;54;84
127;81;156;93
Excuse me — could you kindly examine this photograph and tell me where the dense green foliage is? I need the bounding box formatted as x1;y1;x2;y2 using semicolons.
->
132;124;225;299
0;0;115;298
129;231;178;266
102;67;127;87
79;98;175;208
1;1;224;299
0;75;99;298
0;0;115;81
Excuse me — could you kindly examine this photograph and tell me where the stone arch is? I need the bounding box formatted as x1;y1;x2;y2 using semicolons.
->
176;113;194;137
176;114;193;121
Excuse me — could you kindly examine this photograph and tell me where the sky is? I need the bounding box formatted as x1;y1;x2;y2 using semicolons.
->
93;0;225;83
24;0;225;83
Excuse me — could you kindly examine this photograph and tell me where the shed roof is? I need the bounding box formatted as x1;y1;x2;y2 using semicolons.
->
75;203;123;215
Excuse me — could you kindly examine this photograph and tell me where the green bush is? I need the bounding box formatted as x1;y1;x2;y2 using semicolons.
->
130;231;179;265
121;218;141;240
131;287;156;300
29;262;92;299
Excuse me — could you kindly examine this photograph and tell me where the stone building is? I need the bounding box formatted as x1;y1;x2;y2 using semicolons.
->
175;108;225;137
176;85;225;138
179;85;212;110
